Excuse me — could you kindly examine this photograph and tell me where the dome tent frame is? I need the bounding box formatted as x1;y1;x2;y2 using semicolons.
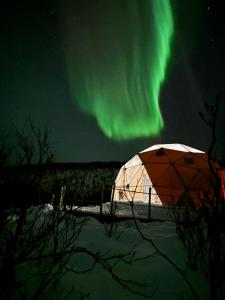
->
112;144;219;207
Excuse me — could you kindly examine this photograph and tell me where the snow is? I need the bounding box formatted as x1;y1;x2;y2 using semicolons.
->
62;217;209;300
62;202;178;222
11;205;209;299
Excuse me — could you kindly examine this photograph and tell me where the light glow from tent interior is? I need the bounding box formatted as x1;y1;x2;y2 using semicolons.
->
64;0;174;140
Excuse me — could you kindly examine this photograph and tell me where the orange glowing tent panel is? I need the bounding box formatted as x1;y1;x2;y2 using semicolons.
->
113;144;218;207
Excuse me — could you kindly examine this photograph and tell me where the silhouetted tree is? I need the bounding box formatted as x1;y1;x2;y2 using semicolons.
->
175;96;225;300
0;121;154;299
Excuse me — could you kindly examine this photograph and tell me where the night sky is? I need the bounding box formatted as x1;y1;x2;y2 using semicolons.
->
1;0;225;162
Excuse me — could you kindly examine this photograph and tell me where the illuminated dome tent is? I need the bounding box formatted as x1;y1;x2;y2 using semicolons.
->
112;144;221;206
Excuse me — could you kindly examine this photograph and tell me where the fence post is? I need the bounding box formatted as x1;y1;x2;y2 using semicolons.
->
100;186;104;217
148;187;152;221
110;183;115;217
59;185;66;210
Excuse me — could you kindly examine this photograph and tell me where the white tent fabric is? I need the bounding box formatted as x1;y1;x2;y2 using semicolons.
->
140;143;204;153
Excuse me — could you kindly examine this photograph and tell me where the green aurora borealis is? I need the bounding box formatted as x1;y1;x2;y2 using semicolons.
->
64;0;174;140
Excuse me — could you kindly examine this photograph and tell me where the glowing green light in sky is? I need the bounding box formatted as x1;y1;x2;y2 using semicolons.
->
64;0;174;140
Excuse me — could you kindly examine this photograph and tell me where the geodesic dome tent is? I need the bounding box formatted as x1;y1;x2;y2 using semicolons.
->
112;144;222;206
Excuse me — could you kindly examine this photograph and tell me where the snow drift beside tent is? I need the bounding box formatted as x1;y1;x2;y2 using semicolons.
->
112;144;225;207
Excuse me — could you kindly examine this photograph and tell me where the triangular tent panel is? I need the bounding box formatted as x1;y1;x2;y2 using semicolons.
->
113;143;224;206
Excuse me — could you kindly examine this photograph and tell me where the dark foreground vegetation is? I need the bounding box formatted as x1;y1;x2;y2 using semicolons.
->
173;97;225;300
0;121;130;299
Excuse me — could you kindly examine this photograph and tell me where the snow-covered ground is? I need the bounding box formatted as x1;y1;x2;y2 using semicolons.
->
65;201;178;221
62;217;209;300
11;205;209;299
